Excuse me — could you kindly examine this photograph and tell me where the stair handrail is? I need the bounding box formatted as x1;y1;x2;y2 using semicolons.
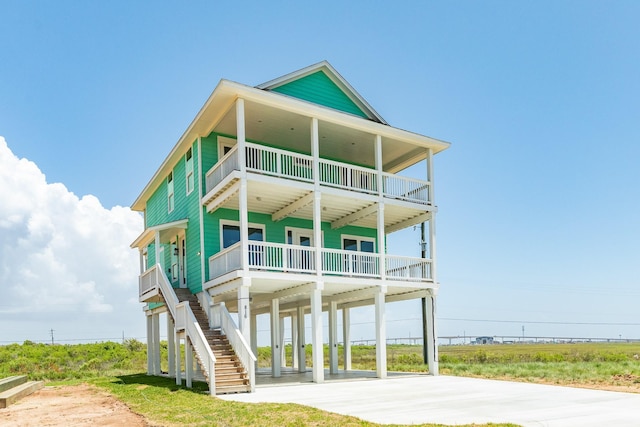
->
151;264;217;395
177;302;217;396
216;302;257;392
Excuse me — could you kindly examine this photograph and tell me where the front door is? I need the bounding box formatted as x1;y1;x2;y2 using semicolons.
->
178;235;187;288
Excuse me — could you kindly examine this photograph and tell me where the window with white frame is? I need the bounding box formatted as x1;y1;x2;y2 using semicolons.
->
167;171;174;213
185;147;194;195
220;221;265;249
342;235;375;252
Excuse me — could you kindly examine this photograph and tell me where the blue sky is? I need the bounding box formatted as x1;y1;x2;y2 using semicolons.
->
1;1;639;344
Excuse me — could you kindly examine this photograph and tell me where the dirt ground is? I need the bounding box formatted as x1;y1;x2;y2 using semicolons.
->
0;384;148;427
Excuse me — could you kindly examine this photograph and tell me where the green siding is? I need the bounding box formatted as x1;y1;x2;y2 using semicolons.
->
272;71;369;119
144;140;203;294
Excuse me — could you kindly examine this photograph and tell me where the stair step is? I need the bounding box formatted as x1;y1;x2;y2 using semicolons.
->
0;376;27;393
0;381;44;408
215;384;251;394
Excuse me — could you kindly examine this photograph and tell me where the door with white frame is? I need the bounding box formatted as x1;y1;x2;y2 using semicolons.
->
170;234;187;288
286;228;315;272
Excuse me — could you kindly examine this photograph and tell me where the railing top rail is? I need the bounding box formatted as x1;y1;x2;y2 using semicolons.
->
206;145;239;178
319;156;376;173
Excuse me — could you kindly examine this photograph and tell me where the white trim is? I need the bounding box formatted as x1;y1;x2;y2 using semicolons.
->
167;171;175;213
217;135;237;159
285;226;323;246
185;147;194;196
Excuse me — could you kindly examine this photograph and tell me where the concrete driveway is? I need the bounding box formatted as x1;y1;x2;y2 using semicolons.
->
219;375;640;426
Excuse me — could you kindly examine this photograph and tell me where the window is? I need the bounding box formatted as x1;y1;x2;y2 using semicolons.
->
221;222;264;249
342;236;375;252
185;148;194;195
218;136;236;160
167;171;174;213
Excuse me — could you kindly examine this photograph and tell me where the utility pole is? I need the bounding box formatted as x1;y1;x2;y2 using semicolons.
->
50;329;55;345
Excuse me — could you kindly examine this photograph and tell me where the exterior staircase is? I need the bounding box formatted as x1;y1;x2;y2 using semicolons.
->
0;375;44;408
174;289;251;394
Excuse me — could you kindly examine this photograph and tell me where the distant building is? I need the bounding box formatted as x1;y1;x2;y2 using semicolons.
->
476;336;494;345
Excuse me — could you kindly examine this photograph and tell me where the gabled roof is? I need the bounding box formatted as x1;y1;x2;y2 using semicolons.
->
256;61;388;125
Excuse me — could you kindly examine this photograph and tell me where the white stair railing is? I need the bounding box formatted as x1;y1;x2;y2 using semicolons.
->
149;264;217;395
212;302;257;392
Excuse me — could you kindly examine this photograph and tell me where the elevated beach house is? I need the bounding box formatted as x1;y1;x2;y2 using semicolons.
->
131;61;450;394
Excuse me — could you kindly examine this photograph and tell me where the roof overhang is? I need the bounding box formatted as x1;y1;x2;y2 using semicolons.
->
131;79;451;212
130;218;188;249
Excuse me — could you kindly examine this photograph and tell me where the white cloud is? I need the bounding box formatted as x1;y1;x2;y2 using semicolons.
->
0;136;144;342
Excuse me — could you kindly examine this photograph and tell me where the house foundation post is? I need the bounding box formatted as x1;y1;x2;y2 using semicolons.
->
185;338;193;388
237;283;251;344
297;305;306;372
250;313;258;370
167;314;176;377
291;313;298;369
426;290;439;375
311;284;324;383
329;300;338;374
280;316;286;368
175;333;182;385
342;307;351;370
270;298;281;377
152;313;161;375
146;313;153;375
375;287;387;378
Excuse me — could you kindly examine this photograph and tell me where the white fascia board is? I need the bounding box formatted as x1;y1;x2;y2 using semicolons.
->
130;218;189;249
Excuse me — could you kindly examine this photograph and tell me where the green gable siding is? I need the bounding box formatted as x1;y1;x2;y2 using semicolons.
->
272;71;369;119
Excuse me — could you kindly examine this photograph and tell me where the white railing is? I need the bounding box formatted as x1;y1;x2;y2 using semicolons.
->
209;242;242;280
319;158;378;194
386;256;432;281
207;243;433;282
142;264;217;395
216;302;257;392
205;146;240;193
203;142;432;204
383;173;431;204
176;301;217;395
322;249;380;277
139;267;158;298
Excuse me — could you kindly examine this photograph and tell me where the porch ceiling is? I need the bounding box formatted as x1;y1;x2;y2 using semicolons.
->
214;100;431;173
208;178;431;231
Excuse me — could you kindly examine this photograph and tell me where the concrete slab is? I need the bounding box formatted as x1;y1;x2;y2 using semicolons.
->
220;375;640;426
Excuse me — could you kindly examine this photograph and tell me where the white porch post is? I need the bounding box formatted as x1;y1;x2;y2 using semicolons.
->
377;203;386;279
185;338;193;388
154;232;161;270
270;298;281;377
311;284;324;383
375;287;387;379
426;292;439;375
237;98;249;274
329;300;338;374
426;147;434;204
291;313;298;369
297;306;306;372
238;283;251;343
152;313;161;376
311;118;322;277
342;307;351;370
146;313;153;375
167;314;176;377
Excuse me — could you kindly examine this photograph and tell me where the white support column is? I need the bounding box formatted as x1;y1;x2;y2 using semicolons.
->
185;338;193;388
429;214;437;284
313;191;322;277
238;283;251;343
375;135;383;197
152;313;161;376
175;333;182;385
237;98;249;273
154;232;161;271
291;314;298;369
297;306;306;372
279;316;286;368
426;147;434;204
329;300;338;374
342;307;351;371
375;287;387;379
426;292;439;375
250;313;258;369
377;202;386;280
146;314;153;375
310;285;324;383
167;314;176;377
311;117;319;188
270;299;281;377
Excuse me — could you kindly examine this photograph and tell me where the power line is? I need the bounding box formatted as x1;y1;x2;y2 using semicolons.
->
440;318;640;326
